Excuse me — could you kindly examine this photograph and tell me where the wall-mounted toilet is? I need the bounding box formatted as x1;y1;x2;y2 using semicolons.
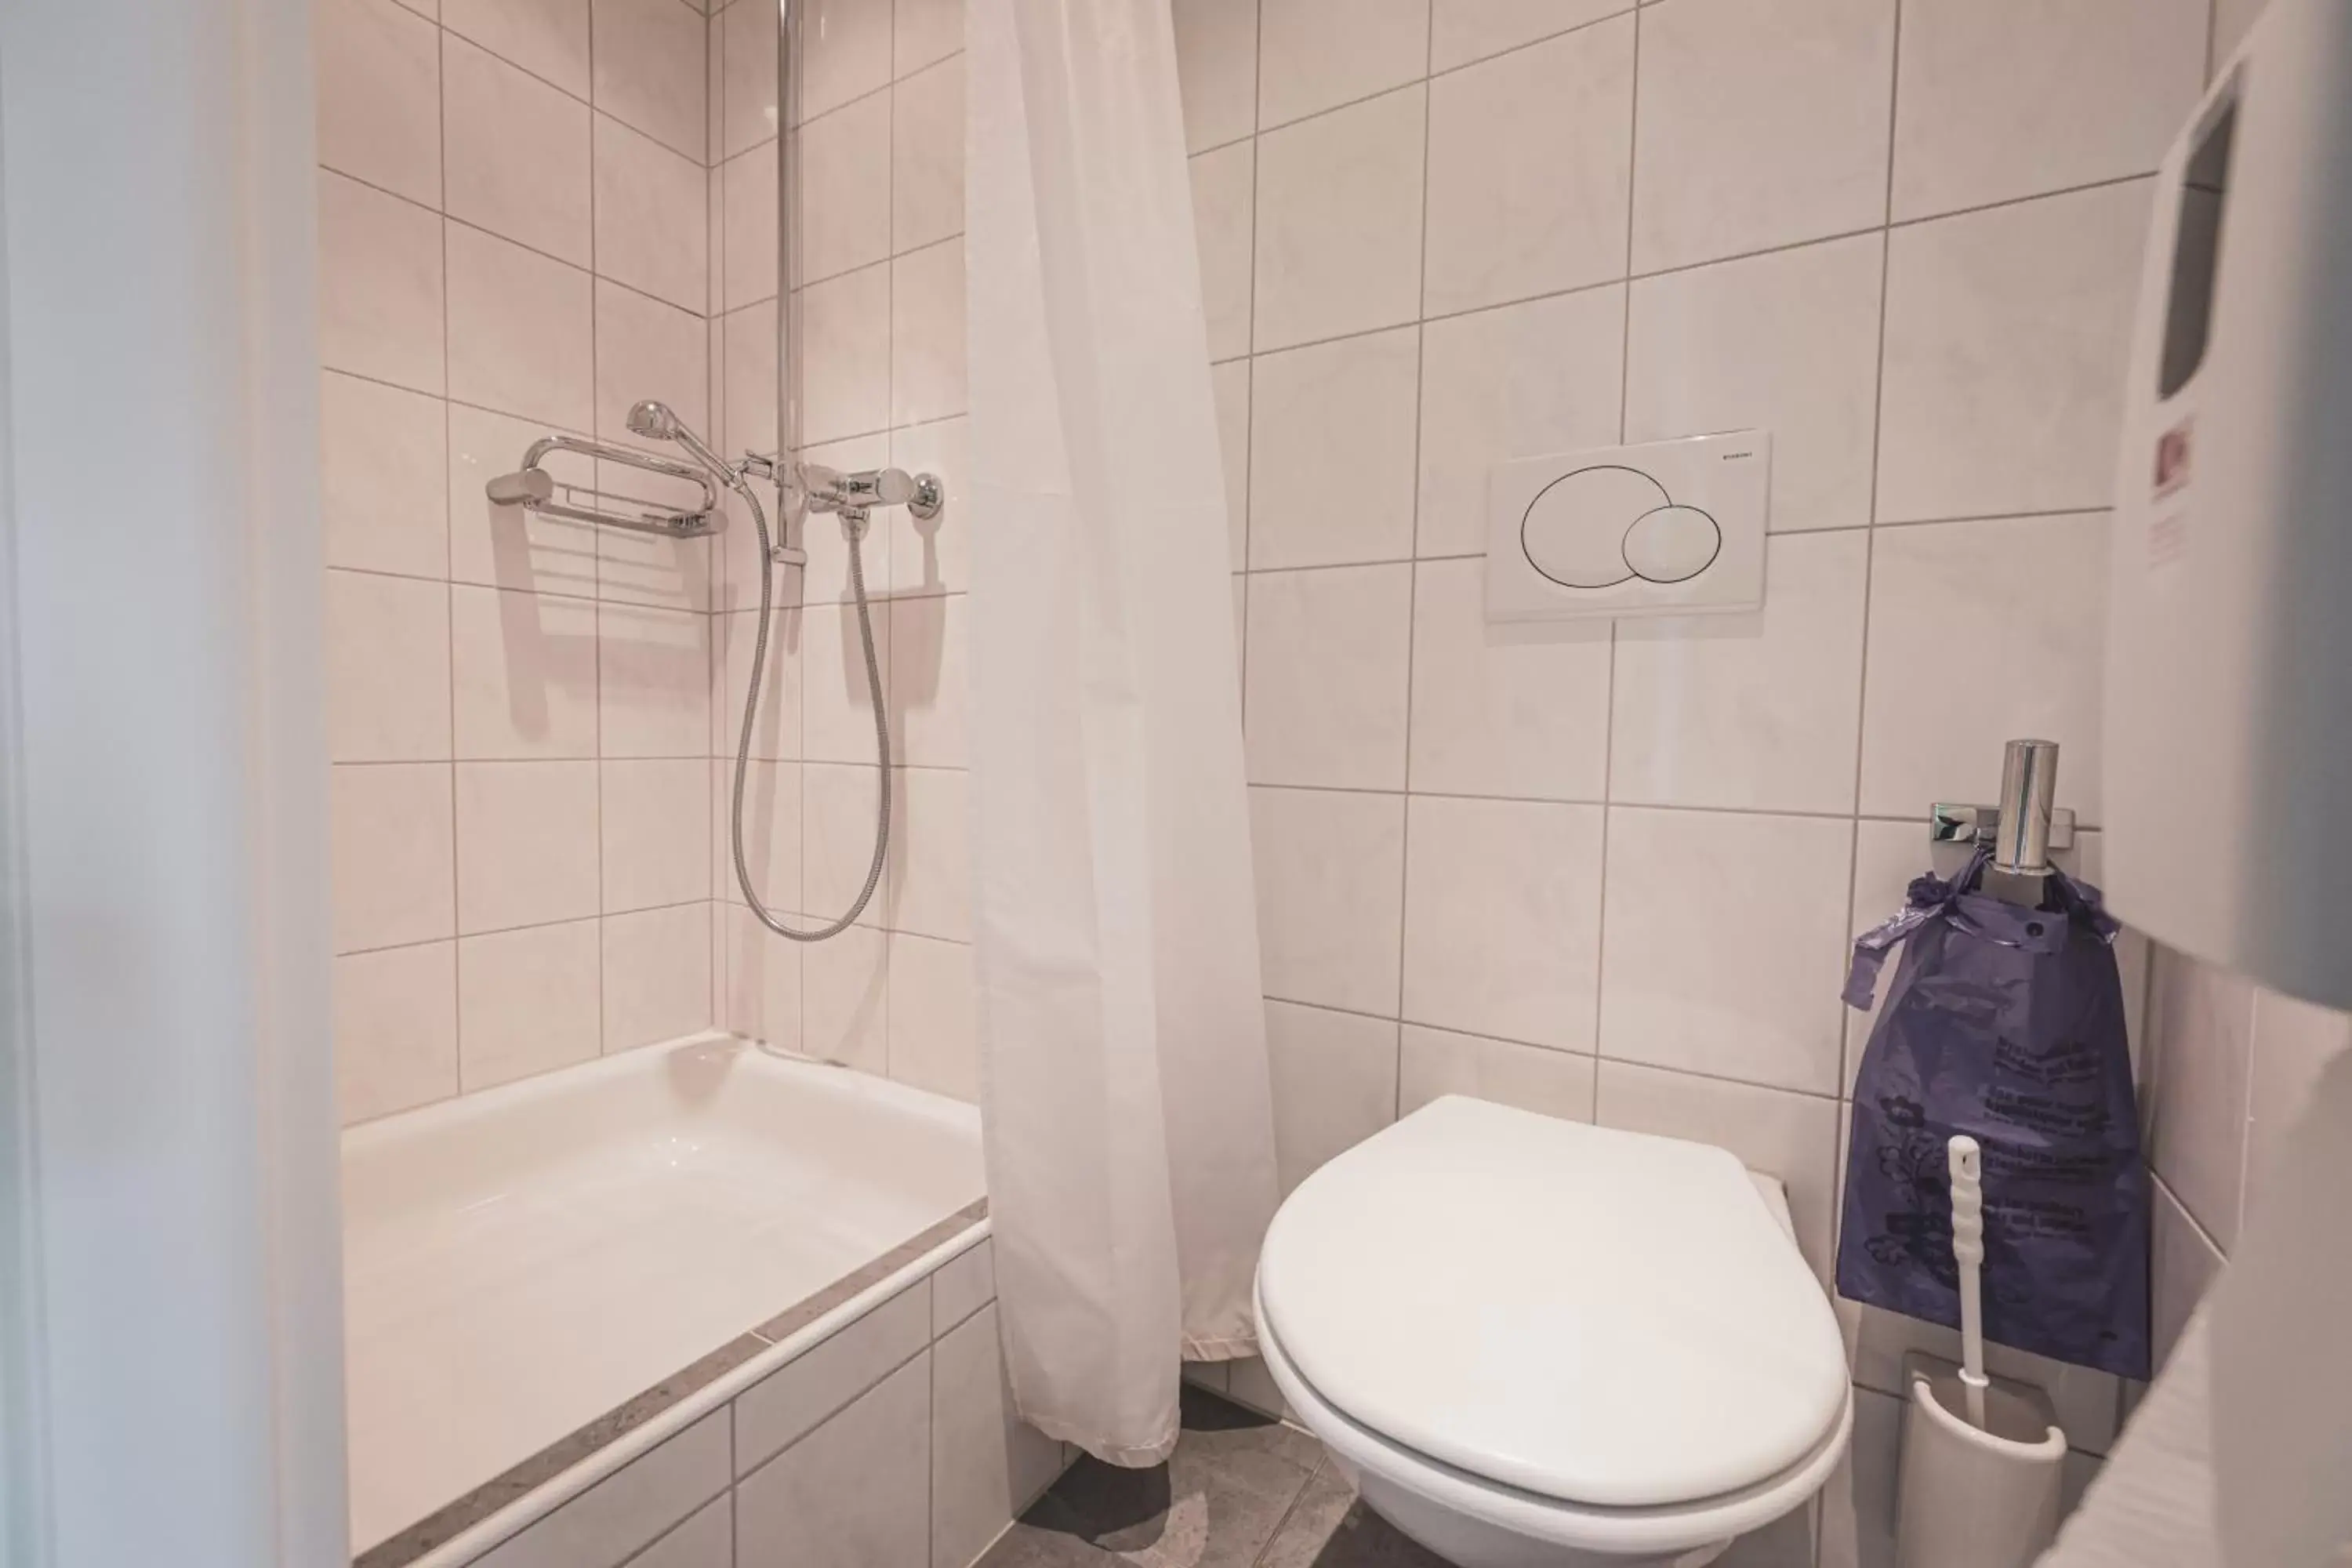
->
1254;1096;1851;1568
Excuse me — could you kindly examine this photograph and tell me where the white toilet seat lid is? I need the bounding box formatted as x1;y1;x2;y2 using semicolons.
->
1256;1096;1849;1509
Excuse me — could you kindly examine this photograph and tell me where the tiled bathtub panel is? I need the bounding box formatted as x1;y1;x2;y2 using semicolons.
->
424;1232;1063;1568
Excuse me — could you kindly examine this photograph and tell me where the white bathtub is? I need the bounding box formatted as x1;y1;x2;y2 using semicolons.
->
344;1033;990;1565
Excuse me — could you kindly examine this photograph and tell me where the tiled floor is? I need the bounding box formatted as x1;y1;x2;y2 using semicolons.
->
978;1386;1447;1568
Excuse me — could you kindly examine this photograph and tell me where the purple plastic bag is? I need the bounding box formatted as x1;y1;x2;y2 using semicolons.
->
1836;848;2151;1381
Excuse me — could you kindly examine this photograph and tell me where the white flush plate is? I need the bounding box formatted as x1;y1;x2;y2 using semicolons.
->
1485;431;1769;623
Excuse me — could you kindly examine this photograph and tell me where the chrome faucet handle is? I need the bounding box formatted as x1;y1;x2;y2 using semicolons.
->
797;463;946;521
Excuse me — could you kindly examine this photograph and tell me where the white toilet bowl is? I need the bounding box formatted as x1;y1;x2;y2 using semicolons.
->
1254;1097;1853;1568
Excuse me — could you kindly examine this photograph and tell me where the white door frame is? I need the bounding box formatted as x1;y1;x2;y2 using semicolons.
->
0;2;347;1564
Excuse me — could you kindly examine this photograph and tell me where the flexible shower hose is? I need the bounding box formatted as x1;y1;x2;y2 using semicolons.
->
729;477;889;942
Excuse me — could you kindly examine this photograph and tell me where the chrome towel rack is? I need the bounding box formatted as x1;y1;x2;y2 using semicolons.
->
485;433;723;539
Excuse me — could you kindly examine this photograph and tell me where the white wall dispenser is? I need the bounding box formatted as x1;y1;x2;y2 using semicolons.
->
2103;0;2352;1008
1486;431;1768;624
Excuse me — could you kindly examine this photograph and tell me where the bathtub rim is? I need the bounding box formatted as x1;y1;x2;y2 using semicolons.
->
359;1203;990;1568
345;1033;989;1568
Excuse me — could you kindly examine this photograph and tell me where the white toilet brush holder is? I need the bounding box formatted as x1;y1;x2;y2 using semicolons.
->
1893;1352;2066;1568
1893;1138;2066;1568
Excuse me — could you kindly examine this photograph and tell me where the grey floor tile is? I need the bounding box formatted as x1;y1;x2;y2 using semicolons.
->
978;1521;1126;1568
1255;1466;1450;1568
1016;1388;1325;1568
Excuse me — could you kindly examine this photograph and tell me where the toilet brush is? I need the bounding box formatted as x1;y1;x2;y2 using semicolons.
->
1892;1136;2069;1568
1951;1137;1991;1430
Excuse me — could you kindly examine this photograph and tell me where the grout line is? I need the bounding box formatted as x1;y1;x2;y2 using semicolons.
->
434;25;466;1094
1590;0;1645;1084
1842;0;1904;1102
1385;0;1440;1116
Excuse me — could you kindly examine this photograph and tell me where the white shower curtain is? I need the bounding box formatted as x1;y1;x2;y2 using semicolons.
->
964;0;1282;1467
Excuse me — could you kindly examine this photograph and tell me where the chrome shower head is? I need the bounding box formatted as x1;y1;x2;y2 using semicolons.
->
626;399;681;440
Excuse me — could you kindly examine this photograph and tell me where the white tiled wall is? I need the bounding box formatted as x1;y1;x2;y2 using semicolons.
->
1174;0;2227;1560
457;1240;1062;1568
711;0;978;1106
318;0;723;1127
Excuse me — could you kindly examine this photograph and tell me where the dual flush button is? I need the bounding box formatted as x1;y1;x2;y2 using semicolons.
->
1485;431;1769;625
1519;464;1722;588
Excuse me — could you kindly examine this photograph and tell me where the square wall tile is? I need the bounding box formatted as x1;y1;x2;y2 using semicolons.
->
800;599;891;764
1258;0;1428;129
888;594;967;766
734;1284;931;1475
801;921;890;1073
316;0;441;209
599;602;713;758
732;760;802;919
595;116;710;314
887;932;978;1102
804;764;888;929
2245;989;2352;1227
1595;1059;1841;1274
891;766;970;941
326;570;452;762
895;56;966;255
737;1358;931;1568
801;263;893;442
1416;285;1624;557
889;419;972;597
797;0;894;123
892;238;967;425
717;604;803;762
895;0;961;78
1610;530;1868;814
450;585;601;760
457;916;603;1088
1624;233;1884;534
601;757;712;913
335;941;458;1124
1247;326;1419;568
1599;808;1853;1096
931;1304;1065;1568
1253;85;1425;352
1631;0;1895;272
591;0;708;162
454;759;601;933
593;292;713;570
2144;946;2255;1252
1190;141;1255;365
720;0;780;157
1890;0;2207;221
1244;564;1414;790
726;902;804;1048
1266;1000;1400;1195
1403;796;1604;1051
444;0;591;99
444;32;592;267
447;221;596;430
1174;0;1258;153
1858;512;2110;821
889;766;974;940
332;763;456;953
321;372;448;580
604;902;713;1051
1406;557;1610;802
1424;17;1634;316
801;91;892;284
720;299;780;460
1429;0;1630;73
318;171;445;395
1399;1025;1596;1123
1875;181;2149;523
724;139;781;308
1250;786;1407;1016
